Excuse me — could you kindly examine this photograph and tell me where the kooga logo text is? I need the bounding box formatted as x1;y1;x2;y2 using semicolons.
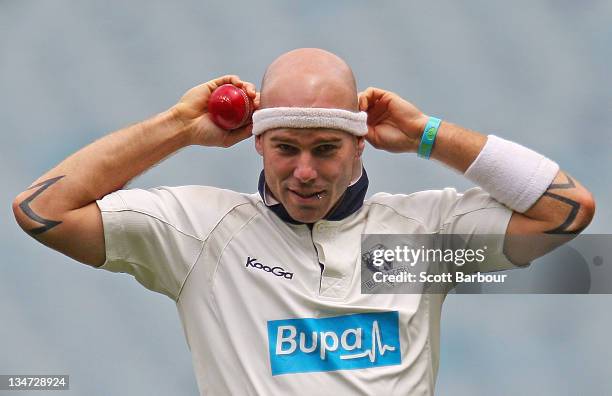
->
246;256;293;280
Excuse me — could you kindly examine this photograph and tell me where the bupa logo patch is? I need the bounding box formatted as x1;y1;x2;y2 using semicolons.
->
267;311;401;375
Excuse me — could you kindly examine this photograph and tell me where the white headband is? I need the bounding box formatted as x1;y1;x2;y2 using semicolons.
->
251;107;368;136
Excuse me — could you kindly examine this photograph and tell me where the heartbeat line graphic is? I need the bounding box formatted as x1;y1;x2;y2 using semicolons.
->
339;321;396;362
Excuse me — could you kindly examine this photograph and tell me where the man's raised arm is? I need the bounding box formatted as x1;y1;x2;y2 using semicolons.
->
359;87;596;264
12;75;258;267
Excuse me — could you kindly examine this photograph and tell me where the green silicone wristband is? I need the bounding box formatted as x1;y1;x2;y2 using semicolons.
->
417;117;441;159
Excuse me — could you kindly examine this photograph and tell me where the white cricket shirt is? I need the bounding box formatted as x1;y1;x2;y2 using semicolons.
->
96;185;514;395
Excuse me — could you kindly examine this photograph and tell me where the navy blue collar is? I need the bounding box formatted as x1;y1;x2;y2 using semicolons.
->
257;168;369;225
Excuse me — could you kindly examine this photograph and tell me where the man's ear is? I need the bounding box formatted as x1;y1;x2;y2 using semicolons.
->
356;137;365;158
255;135;264;156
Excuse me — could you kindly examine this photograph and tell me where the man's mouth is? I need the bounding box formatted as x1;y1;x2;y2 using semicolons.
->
288;189;326;200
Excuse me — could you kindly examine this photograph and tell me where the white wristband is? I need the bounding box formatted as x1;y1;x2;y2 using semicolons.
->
464;135;559;213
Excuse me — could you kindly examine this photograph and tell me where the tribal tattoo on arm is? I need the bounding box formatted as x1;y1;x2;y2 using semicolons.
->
542;173;585;235
18;175;65;236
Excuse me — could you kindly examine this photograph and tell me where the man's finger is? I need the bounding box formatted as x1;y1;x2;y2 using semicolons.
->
225;75;241;86
241;81;257;99
358;91;369;112
207;75;241;92
363;127;380;148
359;87;387;111
183;75;240;100
254;92;261;109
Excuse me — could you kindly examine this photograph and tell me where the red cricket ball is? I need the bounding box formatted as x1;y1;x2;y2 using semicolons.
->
207;84;253;130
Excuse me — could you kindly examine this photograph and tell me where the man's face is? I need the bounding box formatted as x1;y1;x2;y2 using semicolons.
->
256;128;362;223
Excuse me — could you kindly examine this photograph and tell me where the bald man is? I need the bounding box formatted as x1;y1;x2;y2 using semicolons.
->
13;48;595;395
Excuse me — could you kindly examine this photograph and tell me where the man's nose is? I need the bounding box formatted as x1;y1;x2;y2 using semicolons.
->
293;153;318;183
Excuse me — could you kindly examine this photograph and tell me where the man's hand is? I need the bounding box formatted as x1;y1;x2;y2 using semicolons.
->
172;75;260;148
358;87;429;153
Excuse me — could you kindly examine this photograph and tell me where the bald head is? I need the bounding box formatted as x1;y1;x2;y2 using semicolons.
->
260;48;358;111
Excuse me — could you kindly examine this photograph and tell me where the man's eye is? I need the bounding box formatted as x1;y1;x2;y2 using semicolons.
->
315;145;337;154
277;144;297;153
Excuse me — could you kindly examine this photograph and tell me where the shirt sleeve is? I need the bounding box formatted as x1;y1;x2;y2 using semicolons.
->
439;186;520;273
95;188;205;301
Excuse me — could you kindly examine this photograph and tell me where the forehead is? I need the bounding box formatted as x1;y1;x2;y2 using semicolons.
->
264;128;354;145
